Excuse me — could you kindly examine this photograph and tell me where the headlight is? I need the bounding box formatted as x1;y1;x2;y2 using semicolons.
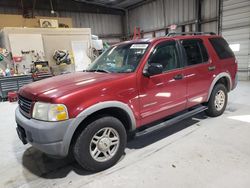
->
32;102;69;122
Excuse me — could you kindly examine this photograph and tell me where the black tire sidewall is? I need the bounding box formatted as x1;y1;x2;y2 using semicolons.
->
74;116;127;172
206;84;228;117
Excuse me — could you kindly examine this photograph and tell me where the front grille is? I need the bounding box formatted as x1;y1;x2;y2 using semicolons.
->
18;95;32;116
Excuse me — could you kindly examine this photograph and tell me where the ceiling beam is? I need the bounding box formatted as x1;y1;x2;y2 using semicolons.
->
126;0;155;10
73;0;126;11
0;0;125;15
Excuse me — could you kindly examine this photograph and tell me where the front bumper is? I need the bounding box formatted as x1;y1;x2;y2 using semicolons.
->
15;107;73;157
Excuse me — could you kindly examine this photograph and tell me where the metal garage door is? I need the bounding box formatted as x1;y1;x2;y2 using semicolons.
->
222;0;250;80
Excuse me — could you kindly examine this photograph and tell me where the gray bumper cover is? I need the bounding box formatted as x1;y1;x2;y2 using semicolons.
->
15;108;74;157
15;100;136;157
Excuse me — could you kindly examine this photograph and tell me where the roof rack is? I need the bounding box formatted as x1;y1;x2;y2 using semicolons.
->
166;32;216;37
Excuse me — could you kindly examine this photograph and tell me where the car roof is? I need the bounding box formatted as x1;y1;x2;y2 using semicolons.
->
114;34;221;46
169;34;221;40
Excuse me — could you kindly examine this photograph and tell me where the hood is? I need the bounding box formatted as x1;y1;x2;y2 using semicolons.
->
19;72;128;101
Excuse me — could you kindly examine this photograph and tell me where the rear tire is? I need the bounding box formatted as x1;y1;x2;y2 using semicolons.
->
205;83;228;117
73;116;127;172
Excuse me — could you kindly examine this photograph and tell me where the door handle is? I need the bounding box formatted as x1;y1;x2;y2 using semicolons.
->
208;66;216;71
173;74;183;80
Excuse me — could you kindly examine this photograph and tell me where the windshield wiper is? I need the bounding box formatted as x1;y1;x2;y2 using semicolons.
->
85;69;110;73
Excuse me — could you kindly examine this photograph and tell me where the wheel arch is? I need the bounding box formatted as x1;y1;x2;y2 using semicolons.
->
62;101;136;156
207;72;232;101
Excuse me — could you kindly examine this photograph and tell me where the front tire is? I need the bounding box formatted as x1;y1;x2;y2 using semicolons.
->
206;83;228;117
73;116;127;172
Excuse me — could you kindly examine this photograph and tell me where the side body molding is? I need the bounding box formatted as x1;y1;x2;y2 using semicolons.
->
207;72;232;101
61;101;137;155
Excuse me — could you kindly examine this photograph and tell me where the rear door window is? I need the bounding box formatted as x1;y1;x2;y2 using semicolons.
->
209;37;234;59
181;39;209;66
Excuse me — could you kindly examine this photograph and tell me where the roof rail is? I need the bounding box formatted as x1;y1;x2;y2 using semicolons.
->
166;32;216;37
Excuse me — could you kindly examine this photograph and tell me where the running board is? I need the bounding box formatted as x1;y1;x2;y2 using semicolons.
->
135;106;208;137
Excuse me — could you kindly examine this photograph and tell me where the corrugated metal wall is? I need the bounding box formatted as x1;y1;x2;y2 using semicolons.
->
48;11;123;37
222;0;250;80
128;0;164;33
128;0;195;34
201;0;219;33
164;0;196;25
128;0;219;35
0;7;123;41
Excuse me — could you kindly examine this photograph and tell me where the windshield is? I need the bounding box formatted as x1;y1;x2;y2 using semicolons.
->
87;43;149;73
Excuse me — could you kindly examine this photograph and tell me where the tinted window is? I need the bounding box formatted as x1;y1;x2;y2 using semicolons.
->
147;41;180;72
209;37;234;59
181;39;209;66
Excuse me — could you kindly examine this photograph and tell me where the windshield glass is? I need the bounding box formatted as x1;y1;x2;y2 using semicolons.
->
87;43;149;73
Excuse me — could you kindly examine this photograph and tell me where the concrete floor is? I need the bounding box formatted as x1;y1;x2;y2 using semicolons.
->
0;81;250;188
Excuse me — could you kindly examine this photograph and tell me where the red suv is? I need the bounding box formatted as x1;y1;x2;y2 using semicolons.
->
16;32;237;171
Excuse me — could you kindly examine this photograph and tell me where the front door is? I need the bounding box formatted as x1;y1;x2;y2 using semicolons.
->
138;40;187;126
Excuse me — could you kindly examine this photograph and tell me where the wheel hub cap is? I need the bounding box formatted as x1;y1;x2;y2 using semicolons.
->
214;90;225;111
98;137;111;151
89;127;120;162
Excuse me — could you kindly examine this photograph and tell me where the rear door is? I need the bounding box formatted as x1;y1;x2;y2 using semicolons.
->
138;40;187;126
180;39;215;108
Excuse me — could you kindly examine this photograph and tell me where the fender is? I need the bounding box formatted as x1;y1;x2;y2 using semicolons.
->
61;101;137;155
207;72;232;101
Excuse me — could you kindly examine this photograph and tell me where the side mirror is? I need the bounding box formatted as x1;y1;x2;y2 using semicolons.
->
143;63;163;77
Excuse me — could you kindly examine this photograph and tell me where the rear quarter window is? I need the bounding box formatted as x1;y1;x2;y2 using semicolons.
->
209;37;235;59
